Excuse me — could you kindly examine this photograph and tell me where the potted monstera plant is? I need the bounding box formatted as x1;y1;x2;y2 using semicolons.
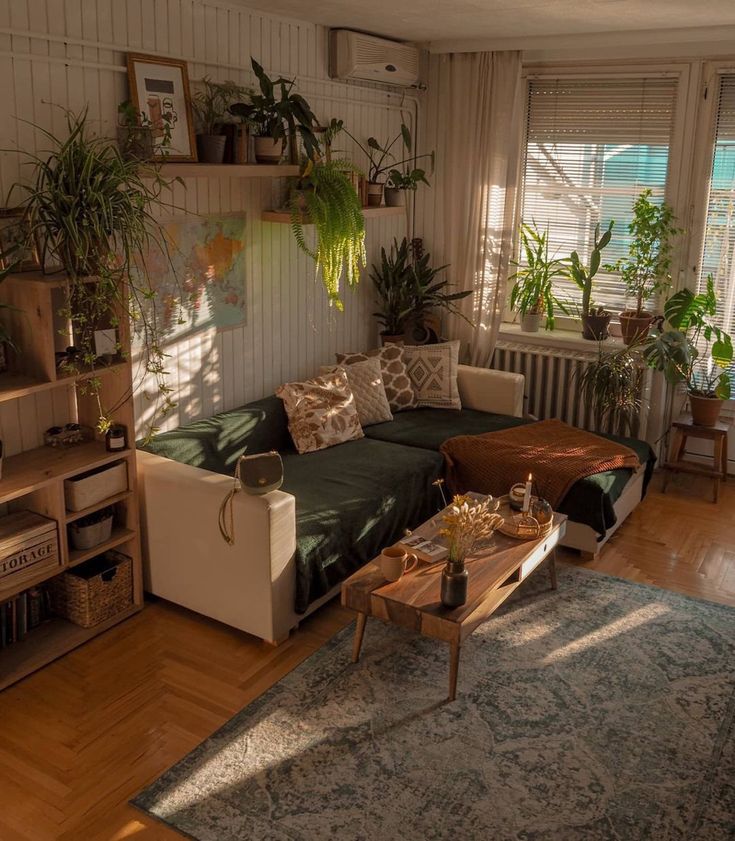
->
607;189;678;346
644;276;733;426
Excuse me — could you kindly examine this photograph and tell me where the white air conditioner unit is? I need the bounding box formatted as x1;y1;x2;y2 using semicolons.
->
329;29;420;87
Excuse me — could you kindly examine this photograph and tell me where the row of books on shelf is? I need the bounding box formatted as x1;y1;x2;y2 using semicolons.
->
1;585;53;648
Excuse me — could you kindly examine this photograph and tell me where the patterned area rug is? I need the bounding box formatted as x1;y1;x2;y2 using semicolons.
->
133;567;735;840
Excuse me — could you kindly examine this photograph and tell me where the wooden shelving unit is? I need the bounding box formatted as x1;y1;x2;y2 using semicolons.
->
158;162;300;178
0;273;143;691
261;206;406;224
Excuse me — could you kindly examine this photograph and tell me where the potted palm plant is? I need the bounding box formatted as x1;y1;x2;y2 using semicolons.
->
644;275;733;426
568;221;615;340
192;77;251;164
606;189;678;346
509;223;568;332
229;58;319;165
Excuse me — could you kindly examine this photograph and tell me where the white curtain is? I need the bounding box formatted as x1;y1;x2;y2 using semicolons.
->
421;51;523;367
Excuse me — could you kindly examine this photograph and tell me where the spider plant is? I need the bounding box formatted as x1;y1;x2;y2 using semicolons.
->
7;108;179;440
576;342;644;435
509;222;568;330
289;157;366;310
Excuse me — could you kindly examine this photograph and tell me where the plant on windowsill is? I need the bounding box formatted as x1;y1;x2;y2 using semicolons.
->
7;108;180;440
288;156;366;311
605;189;679;346
644;275;733;426
192;77;253;164
343;123;434;207
509;222;568;333
567;221;615;341
229;58;319;166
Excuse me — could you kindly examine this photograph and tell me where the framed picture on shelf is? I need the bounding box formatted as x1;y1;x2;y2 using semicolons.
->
0;209;41;272
126;53;197;162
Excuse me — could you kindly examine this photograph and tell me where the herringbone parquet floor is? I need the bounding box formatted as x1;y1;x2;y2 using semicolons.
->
1;473;733;840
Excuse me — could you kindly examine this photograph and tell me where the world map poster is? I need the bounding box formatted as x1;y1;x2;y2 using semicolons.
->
143;214;247;341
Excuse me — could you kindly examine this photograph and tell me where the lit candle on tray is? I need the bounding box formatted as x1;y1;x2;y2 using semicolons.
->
522;473;533;513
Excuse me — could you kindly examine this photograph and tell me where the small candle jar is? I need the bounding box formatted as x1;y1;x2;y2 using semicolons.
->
105;424;127;452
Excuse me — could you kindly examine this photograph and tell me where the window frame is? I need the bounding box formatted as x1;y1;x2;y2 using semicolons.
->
506;60;695;334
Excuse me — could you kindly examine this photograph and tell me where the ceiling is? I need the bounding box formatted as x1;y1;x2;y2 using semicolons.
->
237;0;735;51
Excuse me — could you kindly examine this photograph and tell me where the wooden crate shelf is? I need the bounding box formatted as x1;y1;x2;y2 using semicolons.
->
0;443;131;504
0;605;141;691
68;527;136;568
158;163;300;178
261;206;406;224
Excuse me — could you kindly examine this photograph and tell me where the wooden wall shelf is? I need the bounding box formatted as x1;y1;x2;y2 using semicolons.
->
158;163;300;178
261;206;406;224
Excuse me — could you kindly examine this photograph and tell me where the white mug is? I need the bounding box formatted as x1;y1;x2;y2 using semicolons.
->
380;546;418;582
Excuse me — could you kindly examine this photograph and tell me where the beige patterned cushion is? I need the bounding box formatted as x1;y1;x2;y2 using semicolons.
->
401;340;462;410
336;358;393;427
275;370;364;454
336;345;417;413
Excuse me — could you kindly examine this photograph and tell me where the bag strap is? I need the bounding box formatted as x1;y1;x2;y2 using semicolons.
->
218;458;243;545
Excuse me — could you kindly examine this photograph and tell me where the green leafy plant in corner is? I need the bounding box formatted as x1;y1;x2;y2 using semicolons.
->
7;108;181;440
567;221;615;318
605;189;678;317
644;275;733;398
576;343;644;435
509;222;569;329
370;237;415;336
289;157;366;310
407;241;473;329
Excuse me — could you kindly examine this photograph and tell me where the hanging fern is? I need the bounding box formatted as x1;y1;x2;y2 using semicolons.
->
289;159;366;311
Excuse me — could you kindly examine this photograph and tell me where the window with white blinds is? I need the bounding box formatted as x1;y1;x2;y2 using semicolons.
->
519;76;678;315
698;74;735;362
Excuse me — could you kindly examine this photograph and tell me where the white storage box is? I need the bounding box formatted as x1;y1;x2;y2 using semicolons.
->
64;461;128;512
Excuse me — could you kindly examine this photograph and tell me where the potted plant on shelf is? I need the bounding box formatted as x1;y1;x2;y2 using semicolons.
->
509;222;568;332
117;100;157;161
384;167;429;208
568;221;615;340
344;124;433;208
288;157;366;311
8;108;179;440
606;189;678;346
576;343;644;435
371;238;415;343
644;275;733;426
192;77;251;164
229;58;319;166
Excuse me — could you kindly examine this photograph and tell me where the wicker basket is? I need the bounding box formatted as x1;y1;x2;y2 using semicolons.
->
52;550;133;628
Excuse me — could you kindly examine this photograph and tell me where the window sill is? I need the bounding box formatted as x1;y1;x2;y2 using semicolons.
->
498;322;627;353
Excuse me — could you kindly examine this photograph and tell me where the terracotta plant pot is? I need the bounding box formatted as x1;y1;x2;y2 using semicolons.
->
619;310;653;345
521;312;541;333
689;393;724;427
582;312;611;341
196;134;226;164
384;187;406;207
254;136;283;164
366;182;384;208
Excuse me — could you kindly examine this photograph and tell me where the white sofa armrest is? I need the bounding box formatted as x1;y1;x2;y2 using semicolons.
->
457;365;524;417
137;450;298;644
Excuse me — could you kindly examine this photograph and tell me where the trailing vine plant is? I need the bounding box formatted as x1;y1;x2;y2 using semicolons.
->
6;108;180;441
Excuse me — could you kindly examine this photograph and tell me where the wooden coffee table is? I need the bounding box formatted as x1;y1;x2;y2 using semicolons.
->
341;504;567;701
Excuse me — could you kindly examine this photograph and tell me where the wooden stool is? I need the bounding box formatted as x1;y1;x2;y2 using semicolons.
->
662;415;729;503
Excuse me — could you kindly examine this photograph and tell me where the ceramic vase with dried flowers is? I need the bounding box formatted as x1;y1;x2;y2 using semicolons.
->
438;495;504;608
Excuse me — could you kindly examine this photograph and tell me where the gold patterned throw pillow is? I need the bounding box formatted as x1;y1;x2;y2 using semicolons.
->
276;370;364;454
401;340;462;410
336;345;417;412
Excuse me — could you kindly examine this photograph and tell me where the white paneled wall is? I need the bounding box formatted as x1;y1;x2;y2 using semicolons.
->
0;0;413;448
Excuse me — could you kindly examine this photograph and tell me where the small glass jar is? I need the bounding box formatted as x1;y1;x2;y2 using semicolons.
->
105;424;127;452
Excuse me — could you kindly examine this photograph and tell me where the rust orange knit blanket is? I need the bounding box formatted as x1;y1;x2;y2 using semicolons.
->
439;419;641;509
